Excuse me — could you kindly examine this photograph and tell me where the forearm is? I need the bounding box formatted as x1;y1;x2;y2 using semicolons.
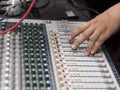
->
104;2;120;27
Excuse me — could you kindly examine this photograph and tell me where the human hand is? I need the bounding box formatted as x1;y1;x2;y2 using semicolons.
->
68;10;120;56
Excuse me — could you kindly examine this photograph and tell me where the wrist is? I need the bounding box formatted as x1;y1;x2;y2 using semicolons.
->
105;3;120;27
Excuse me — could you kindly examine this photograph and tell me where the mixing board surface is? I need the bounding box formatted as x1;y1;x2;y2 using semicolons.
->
0;19;120;90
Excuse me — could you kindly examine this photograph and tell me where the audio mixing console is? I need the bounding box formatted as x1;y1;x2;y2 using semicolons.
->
0;19;120;90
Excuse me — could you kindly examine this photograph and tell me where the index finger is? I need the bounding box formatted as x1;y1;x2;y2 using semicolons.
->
68;22;90;40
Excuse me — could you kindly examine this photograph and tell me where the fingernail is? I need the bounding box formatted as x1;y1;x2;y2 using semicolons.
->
68;36;71;40
85;51;89;56
72;44;76;49
91;50;95;54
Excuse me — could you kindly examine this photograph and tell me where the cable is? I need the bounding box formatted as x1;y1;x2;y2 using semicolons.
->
0;4;11;9
0;1;30;21
34;0;50;8
68;0;100;15
0;0;36;35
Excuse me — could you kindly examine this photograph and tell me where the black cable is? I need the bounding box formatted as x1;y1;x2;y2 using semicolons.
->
34;0;50;9
68;0;100;15
23;0;50;9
